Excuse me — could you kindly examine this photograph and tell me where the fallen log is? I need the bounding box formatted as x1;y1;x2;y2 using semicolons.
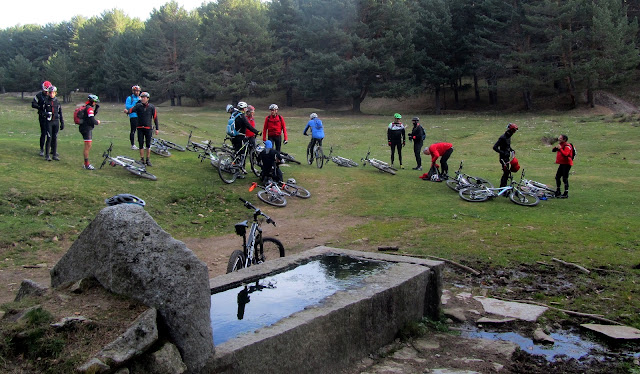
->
378;246;399;251
424;255;481;276
552;257;590;274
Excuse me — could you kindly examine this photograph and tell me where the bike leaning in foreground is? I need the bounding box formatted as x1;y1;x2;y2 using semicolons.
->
100;142;157;181
458;169;539;206
227;198;286;273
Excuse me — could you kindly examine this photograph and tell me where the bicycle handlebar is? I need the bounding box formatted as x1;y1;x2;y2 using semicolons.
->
238;198;276;226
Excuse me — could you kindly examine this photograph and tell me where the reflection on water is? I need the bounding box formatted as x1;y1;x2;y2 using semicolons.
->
210;254;389;345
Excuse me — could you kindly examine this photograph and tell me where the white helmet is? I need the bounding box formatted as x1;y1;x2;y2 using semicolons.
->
269;104;279;110
237;101;248;109
310;113;318;119
287;178;296;185
225;104;233;112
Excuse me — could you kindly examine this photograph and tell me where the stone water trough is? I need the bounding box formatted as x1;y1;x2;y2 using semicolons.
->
50;205;444;374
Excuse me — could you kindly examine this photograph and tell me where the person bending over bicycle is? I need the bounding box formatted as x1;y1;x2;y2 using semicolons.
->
423;142;453;179
303;112;324;164
259;140;283;184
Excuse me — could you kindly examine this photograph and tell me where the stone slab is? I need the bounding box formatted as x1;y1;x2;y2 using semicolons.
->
581;324;640;340
473;296;547;322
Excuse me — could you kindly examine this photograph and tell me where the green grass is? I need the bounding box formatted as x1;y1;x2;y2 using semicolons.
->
1;94;639;327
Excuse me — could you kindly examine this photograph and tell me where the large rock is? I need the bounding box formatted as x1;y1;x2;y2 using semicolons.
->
14;279;48;302
50;204;213;372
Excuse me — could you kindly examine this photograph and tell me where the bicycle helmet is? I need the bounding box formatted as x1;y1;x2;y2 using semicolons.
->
412;117;420;121
225;104;234;113
309;113;318;119
42;81;52;91
269;104;279;110
247;105;255;113
48;85;57;92
287;178;296;185
237;101;248;109
265;140;273;149
88;94;100;103
394;113;402;119
131;85;141;91
506;123;518;132
105;194;146;207
140;92;150;98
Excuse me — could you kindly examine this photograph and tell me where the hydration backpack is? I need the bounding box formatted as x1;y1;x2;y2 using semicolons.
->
226;111;242;136
570;143;576;160
73;105;87;125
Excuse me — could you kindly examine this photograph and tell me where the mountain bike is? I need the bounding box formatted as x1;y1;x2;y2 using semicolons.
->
249;178;311;207
519;172;557;199
279;151;301;165
361;148;396;175
226;198;285;273
217;136;261;183
305;136;325;168
155;137;186;152
458;170;539;206
150;137;172;157
324;146;358;167
185;131;212;153
445;161;493;191
100;142;157;181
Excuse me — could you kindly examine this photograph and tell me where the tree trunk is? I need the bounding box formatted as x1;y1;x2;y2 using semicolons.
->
352;96;362;113
487;76;498;105
474;74;480;102
434;85;442;115
453;81;459;106
522;89;532;110
286;86;293;107
587;88;594;108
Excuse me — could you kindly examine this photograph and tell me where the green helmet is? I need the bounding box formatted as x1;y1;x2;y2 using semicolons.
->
88;94;100;103
394;113;402;119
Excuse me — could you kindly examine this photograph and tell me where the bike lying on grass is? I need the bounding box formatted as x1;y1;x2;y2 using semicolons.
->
445;161;493;191
361;148;396;175
185;131;212;153
279;151;301;165
226;198;285;273
249;178;311;207
317;146;358;168
150;137;172;157
458;169;539;206
519;173;557;199
100;142;157;181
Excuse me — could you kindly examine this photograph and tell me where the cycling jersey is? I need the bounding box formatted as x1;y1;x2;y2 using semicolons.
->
303;119;324;139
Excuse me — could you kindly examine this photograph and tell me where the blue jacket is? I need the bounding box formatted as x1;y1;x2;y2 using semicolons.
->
303;119;324;139
125;94;140;118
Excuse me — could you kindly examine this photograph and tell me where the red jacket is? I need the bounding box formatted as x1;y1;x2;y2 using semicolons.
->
428;142;453;164
263;114;288;141
555;142;573;166
246;116;256;138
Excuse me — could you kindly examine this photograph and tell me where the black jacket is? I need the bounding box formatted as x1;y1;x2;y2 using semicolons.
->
234;111;259;136
31;91;47;116
493;131;513;161
44;96;64;126
409;124;425;144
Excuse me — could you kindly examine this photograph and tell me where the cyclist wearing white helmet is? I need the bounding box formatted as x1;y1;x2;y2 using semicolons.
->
43;85;64;161
125;92;159;166
32;80;53;156
387;113;406;169
125;85;142;150
303;113;324;164
80;94;101;170
262;104;288;151
230;101;260;157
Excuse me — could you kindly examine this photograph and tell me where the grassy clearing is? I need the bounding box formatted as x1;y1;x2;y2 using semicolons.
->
1;94;639;327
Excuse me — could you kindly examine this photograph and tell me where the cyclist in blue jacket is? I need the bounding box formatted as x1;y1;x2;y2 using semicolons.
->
303;113;325;164
125;85;141;150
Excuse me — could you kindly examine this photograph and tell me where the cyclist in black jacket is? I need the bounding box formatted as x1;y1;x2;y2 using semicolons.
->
387;113;406;169
42;86;64;161
125;92;159;166
408;117;426;170
31;81;52;156
493;123;518;187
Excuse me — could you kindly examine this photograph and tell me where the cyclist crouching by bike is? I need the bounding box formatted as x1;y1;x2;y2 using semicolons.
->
259;140;283;184
125;92;158;166
303;112;324;165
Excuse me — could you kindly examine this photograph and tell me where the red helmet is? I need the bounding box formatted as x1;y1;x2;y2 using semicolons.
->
506;123;518;132
131;85;141;91
42;81;52;91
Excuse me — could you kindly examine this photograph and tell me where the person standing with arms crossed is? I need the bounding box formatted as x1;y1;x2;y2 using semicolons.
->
408;117;426;170
493;123;518;187
32;81;52;156
125;85;141;150
387;113;406;169
263;104;288;152
79;95;101;170
552;134;574;198
125;92;158;166
42;86;64;161
303;113;324;164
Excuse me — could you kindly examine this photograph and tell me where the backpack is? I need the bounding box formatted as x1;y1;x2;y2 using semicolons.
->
570;143;576;160
226;111;242;137
73;105;87;125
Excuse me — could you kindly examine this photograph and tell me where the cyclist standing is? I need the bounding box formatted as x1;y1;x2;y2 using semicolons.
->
245;105;258;150
125;85;141;150
231;102;260;154
423;142;453;178
31;81;52;156
43;86;64;161
387;113;406;169
125;91;158;166
552;134;573;198
262;104;288;152
259;140;283;183
303;113;324;165
408;117;426;170
79;94;101;170
493;123;518;187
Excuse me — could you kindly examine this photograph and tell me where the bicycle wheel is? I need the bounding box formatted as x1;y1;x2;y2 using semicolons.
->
226;250;246;273
446;179;461;191
256;237;285;263
125;165;158;181
283;183;311;199
217;153;238;184
370;161;396;175
332;157;349;167
343;158;358;167
257;189;287;207
315;147;324;168
162;140;186;152
509;189;539;207
150;146;172;157
459;187;490;202
250;151;261;177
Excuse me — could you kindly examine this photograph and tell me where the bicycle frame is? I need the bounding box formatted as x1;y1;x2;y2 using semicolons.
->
234;198;276;268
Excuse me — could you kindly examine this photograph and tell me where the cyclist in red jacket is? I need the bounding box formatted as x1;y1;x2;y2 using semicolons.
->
423;142;453;178
552;134;574;198
262;104;288;151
